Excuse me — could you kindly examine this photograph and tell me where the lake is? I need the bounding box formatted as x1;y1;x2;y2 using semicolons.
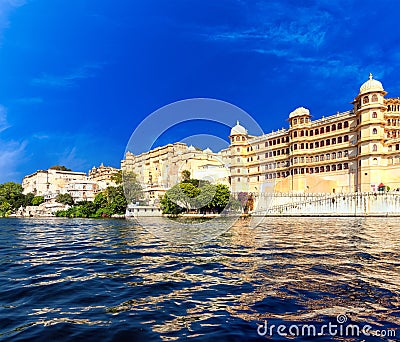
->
0;217;399;341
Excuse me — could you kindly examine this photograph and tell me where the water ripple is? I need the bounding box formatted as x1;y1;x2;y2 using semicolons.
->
0;217;399;341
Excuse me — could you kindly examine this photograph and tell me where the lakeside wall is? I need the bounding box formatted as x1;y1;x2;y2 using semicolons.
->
253;192;400;216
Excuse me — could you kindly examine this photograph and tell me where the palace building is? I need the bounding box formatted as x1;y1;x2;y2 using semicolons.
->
228;74;400;193
121;74;400;199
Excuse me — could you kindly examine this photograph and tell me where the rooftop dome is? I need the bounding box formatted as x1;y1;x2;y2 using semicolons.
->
230;120;247;136
359;73;384;94
289;107;310;119
204;147;213;153
188;145;196;151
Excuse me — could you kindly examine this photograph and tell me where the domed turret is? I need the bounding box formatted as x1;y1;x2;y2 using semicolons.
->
230;121;247;136
289;107;310;119
359;73;384;95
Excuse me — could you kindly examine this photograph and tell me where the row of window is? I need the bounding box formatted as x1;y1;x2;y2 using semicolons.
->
387;119;400;126
293;136;349;150
387;131;400;139
235;163;350;182
363;94;379;104
292;121;350;136
388;144;400;151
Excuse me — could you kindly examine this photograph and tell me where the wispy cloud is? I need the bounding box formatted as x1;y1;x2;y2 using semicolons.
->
0;0;26;41
14;97;43;104
0;105;10;132
32;63;105;87
57;146;87;171
0;104;26;182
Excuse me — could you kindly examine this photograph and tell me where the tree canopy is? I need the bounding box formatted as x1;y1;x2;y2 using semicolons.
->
49;165;72;171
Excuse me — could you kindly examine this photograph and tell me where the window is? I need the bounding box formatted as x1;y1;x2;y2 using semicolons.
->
332;124;336;131
300;118;304;124
310;130;314;136
301;130;305;137
237;169;241;173
237;148;240;152
326;139;331;146
320;166;324;172
326;153;330;160
237;177;241;182
310;143;314;149
320;140;325;147
372;112;377;118
326;126;331;133
332;138;336;144
344;163;349;169
293;119;297;124
373;158;378;165
372;144;378;152
332;165;336;171
326;165;330;172
344;150;349;157
315;141;319;148
338;123;343;129
344;135;349;142
320;127;325;134
300;143;304;149
363;96;369;104
315;156;319;162
293;144;298;150
337;164;342;170
372;128;378;134
338;136;343;143
294;131;298;138
372;94;378;102
344;121;349;128
315;128;319;135
320;155;324;161
237;158;240;162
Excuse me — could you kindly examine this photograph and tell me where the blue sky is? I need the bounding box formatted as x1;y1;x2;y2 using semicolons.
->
1;0;400;183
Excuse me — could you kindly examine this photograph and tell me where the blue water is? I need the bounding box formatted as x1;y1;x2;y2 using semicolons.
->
0;217;399;341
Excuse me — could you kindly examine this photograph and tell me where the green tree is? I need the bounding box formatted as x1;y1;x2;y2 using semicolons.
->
166;182;200;212
160;193;183;215
55;193;74;205
181;170;191;182
49;165;71;171
111;170;123;185
31;196;44;206
94;192;108;208
0;182;26;216
122;171;143;204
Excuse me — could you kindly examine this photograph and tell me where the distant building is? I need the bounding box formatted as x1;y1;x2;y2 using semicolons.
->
88;164;119;190
121;143;229;204
22;168;98;202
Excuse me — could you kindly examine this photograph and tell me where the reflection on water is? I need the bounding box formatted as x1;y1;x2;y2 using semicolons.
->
0;217;399;341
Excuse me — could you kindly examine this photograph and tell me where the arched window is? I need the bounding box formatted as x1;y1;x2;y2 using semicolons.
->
301;130;305;137
372;94;378;102
310;130;314;136
372;112;377;118
332;165;336;171
372;144;378;152
372;128;378;134
293;118;297;124
344;135;349;142
373;158;378;165
320;166;324;172
363;96;369;104
326;139;331;146
326;165;330;172
236;148;240;152
320;127;325;134
326;126;331;133
332;152;336;159
344;121;349;128
338;123;343;129
315;142;319;148
337;164;342;170
315;167;319;173
294;131;298;138
338;137;343;143
332;124;336;131
315;128;319;135
300;143;304;149
242;136;245;141
320;140;325;147
332;138;336;144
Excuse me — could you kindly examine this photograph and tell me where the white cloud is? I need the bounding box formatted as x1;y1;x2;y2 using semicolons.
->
32;63;105;88
0;0;26;40
0;104;26;182
0;105;10;132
